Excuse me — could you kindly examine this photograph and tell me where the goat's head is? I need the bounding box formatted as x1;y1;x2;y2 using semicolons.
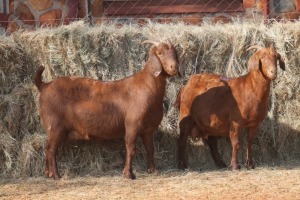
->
247;45;285;80
142;40;180;77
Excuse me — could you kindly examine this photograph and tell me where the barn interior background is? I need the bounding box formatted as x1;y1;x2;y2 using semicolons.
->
0;0;299;178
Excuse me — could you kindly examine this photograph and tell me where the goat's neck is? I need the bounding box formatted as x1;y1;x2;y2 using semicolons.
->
246;70;271;101
140;63;167;96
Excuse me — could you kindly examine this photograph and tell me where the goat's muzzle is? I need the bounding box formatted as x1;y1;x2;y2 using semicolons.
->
268;69;277;80
167;63;180;77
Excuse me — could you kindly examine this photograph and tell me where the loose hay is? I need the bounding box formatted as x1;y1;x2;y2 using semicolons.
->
0;20;299;178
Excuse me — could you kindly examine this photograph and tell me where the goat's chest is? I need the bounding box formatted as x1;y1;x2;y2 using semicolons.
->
144;100;164;124
238;96;269;124
126;92;164;124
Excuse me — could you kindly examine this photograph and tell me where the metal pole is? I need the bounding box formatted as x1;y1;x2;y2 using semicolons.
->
4;0;7;13
87;0;92;26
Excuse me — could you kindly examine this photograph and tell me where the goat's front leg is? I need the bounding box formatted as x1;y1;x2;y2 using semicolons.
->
246;126;258;169
205;136;227;168
229;123;241;170
123;128;137;179
141;132;155;173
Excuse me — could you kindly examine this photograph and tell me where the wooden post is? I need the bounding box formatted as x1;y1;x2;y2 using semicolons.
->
66;0;79;24
263;0;269;25
0;0;9;28
87;0;92;25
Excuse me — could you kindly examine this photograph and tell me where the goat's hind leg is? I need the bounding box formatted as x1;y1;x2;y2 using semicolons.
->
178;116;193;170
45;128;65;180
205;136;227;169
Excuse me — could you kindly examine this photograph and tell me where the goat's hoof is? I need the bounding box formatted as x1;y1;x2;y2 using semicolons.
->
147;168;156;174
53;174;62;180
230;164;241;170
246;162;255;170
216;161;227;169
45;170;50;177
178;161;188;170
47;171;61;180
123;170;136;180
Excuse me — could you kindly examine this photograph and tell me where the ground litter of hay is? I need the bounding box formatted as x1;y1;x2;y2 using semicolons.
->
0;165;300;200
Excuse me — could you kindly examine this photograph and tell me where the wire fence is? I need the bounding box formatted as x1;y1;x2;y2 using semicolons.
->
93;0;298;24
0;0;299;32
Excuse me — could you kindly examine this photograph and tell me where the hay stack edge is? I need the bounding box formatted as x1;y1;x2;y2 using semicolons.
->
0;21;299;178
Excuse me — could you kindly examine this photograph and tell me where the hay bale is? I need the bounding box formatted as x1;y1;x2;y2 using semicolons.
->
0;36;29;94
0;20;299;178
16;132;46;177
0;123;18;175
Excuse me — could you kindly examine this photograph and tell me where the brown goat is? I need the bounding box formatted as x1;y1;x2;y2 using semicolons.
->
176;45;285;170
34;40;180;180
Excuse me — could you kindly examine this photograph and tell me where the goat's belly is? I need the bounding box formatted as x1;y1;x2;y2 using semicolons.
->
190;126;202;139
190;126;228;140
69;106;126;140
196;121;229;138
68;122;125;141
189;123;228;140
205;128;229;137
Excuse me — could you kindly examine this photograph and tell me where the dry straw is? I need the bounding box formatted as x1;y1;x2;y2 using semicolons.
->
0;20;299;178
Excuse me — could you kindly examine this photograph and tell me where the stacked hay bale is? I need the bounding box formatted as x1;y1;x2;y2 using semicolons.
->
0;21;299;178
0;35;37;177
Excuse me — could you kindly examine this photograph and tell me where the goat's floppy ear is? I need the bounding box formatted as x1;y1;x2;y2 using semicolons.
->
277;53;286;71
247;54;260;71
149;46;162;77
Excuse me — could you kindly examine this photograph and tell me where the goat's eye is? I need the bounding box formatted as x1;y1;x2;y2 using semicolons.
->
157;52;163;56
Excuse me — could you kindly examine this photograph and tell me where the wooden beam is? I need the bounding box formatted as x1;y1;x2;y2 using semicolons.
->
0;13;8;27
105;3;244;16
106;0;145;1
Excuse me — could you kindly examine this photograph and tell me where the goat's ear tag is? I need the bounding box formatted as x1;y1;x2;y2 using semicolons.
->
154;71;161;77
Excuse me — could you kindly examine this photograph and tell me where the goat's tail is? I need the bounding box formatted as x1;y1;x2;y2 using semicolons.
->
34;66;45;91
173;89;182;109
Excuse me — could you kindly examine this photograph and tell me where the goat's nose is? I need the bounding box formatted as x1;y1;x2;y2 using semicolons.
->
170;64;176;71
270;68;277;74
172;62;178;69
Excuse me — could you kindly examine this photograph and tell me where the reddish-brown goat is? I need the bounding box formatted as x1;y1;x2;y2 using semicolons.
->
34;40;179;180
176;45;285;170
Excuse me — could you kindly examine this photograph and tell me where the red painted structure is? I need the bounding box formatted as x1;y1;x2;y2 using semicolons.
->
263;0;269;24
104;0;244;16
66;0;79;24
0;0;8;28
